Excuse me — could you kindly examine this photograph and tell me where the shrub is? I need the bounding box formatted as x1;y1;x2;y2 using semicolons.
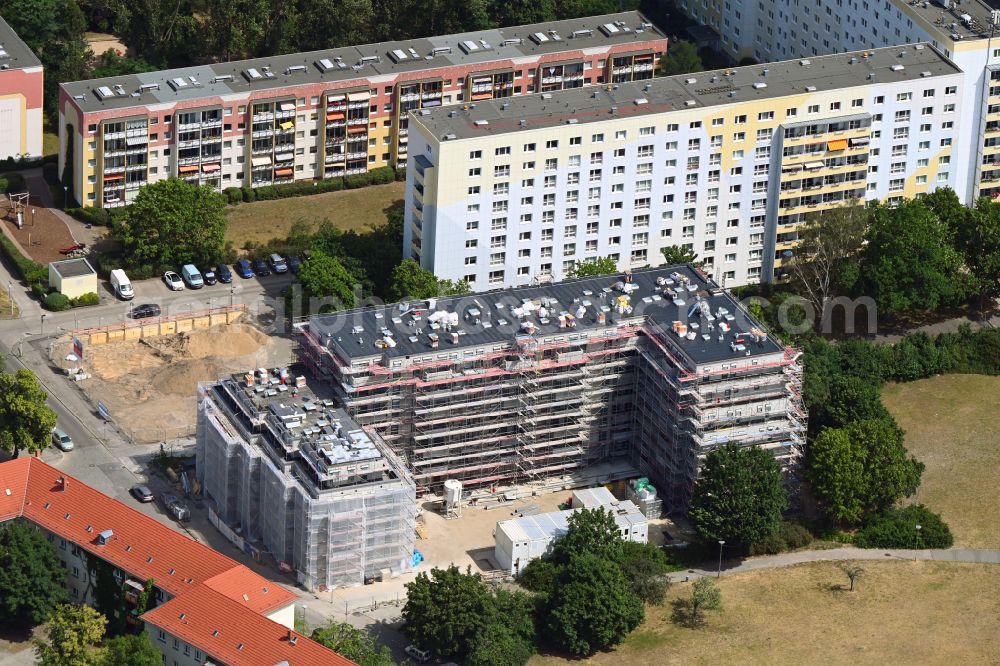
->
748;532;787;556
0;176;7;193
854;505;953;549
67;206;112;227
70;292;99;307
3;172;25;193
43;292;71;311
241;186;256;202
223;187;244;204
368;166;395;185
344;173;370;189
518;558;557;595
779;522;813;549
0;234;46;288
31;282;49;299
394;166;406;181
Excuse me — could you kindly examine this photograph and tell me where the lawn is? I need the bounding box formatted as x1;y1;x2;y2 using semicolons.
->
43;132;59;158
881;374;1000;549
0;286;17;319
225;181;404;247
530;560;1000;665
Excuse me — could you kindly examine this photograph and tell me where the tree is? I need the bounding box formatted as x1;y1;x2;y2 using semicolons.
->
489;0;556;26
0;522;68;625
99;0;201;67
298;250;358;311
310;621;394;666
860;199;972;313
34;604;106;666
566;256;618;279
543;552;644;656
91;50;158;79
402;566;492;660
387;258;441;301
617;540;671;605
688;443;788;549
807;418;924;525
689;578;722;626
116;179;228;270
466;588;536;666
951;198;1000;310
659;40;703;75
96;632;162;666
839;565;864;592
854;504;953;549
785;203;868;317
814;374;890;431
291;0;376;50
0;368;58;458
549;507;624;566
660;245;699;265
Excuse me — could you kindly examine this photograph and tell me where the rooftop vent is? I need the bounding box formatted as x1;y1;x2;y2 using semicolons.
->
921;70;933;77
565;118;578;124
633;97;648;105
890;64;905;72
684;99;697;106
684;77;697;84
600;23;621;36
500;38;523;47
389;49;408;62
571;29;593;38
473;119;489;126
458;40;485;54
138;82;160;93
752;82;767;89
210;75;233;84
242;68;263;82
805;85;817;92
316;58;335;71
530;32;550;44
284;65;306;75
800;59;811;66
96;529;113;545
443;133;457;140
431;46;451;56
95;86;115;100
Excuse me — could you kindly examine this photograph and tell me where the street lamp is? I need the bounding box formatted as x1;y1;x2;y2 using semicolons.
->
7;280;13;317
915;524;922;560
39;313;47;334
63;185;68;209
717;540;725;578
31;208;35;227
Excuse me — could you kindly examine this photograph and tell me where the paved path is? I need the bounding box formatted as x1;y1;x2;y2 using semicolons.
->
666;546;1000;582
23;169;101;248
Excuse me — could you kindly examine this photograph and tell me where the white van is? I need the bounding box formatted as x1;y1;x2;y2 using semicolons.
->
110;269;134;300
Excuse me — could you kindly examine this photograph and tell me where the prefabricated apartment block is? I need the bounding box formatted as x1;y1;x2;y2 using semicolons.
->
195;368;417;591
404;44;964;289
56;12;665;208
682;0;1000;203
0;15;43;159
298;264;805;510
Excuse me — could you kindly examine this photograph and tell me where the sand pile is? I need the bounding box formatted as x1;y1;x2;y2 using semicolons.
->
54;324;279;444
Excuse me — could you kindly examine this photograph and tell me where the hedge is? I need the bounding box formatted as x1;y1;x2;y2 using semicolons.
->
66;206;114;227
854;505;953;549
43;292;70;311
0;233;47;288
2;172;26;193
223;166;398;205
70;292;100;307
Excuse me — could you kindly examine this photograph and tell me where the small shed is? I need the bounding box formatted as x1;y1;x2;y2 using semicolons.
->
49;257;97;299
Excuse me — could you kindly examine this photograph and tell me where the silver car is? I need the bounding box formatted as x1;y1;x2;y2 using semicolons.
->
51;429;74;452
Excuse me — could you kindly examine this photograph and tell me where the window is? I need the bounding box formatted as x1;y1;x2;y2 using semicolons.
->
523;142;536;152
545;139;558;149
469;167;481;177
494;165;510;177
897;92;912;102
495;146;511;156
591;133;604;142
615;130;627;140
469;150;482;159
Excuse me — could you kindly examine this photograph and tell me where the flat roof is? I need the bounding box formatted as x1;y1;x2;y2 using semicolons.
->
61;12;664;114
50;257;96;278
309;264;785;367
498;501;645;543
413;43;961;140
0;15;42;71
896;0;999;42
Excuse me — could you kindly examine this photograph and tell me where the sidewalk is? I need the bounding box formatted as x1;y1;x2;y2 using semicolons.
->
24;171;102;247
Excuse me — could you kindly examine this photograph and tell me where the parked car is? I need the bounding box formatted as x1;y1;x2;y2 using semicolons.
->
181;264;204;289
130;303;161;319
202;267;217;285
269;253;288;273
215;264;233;283
51;429;74;452
404;645;431;663
163;271;184;291
110;269;134;300
235;259;254;279
130;484;154;503
253;258;271;277
160;493;190;522
288;255;302;274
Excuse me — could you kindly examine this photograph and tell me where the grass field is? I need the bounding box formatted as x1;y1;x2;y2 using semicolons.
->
225;182;404;247
530;560;1000;666
881;374;1000;549
43;132;59;157
0;287;17;319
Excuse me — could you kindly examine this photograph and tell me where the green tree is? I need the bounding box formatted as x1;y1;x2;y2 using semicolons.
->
91;50;157;78
860;199;972;313
0;368;58;458
96;632;161;666
387;258;441;301
550;507;625;565
688;578;722;626
660;245;699;265
99;0;201;66
854;504;953;549
116;178;228;270
292;0;375;50
688;443;788;549
815;374;890;431
807;418;924;525
839;565;864;592
566;256;618;279
298;250;358;311
34;604;106;666
402;566;492;659
659;40;703;75
952;198;1000;310
0;521;68;625
543;552;644;656
490;0;555;26
310;621;395;666
466;588;536;666
785;203;868;317
617;540;671;605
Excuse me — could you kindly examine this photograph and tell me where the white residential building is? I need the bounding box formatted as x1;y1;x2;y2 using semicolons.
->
405;45;963;288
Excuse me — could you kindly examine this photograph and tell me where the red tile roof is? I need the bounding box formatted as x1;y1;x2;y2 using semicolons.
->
0;457;354;666
143;585;354;666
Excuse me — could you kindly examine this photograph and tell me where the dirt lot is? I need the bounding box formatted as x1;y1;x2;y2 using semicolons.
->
531;560;1000;666
882;374;1000;548
0;196;77;265
52;324;287;444
85;32;127;56
225;182;403;247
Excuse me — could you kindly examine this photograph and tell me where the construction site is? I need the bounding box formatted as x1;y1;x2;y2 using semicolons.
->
53;322;285;443
298;264;806;510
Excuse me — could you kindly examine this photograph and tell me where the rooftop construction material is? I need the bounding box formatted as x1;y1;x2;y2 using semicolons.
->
197;368;417;591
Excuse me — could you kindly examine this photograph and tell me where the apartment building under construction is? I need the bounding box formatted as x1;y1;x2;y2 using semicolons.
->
298;265;805;509
57;11;665;208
